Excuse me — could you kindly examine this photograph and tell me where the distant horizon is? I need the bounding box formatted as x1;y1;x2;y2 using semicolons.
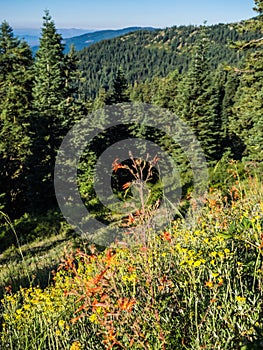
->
11;18;255;32
13;27;156;41
13;26;152;31
1;0;256;30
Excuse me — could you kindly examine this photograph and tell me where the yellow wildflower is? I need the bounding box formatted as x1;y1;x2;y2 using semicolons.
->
70;341;82;350
58;320;66;329
89;313;98;324
122;273;137;282
55;329;61;336
217;252;224;259
235;296;246;303
205;281;213;288
210;251;217;258
23;304;31;311
70;341;81;350
193;259;206;267
218;277;224;285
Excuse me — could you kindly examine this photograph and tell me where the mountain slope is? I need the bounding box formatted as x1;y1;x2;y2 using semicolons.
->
63;27;155;52
77;21;261;98
30;27;155;54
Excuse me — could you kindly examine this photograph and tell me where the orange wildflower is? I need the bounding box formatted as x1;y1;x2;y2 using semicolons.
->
112;158;126;172
205;281;213;288
122;182;131;190
163;231;172;242
127;266;136;272
4;285;12;294
103;248;116;265
127;213;135;224
117;298;136;312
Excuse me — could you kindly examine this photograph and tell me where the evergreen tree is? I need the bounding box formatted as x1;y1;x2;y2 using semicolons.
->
254;0;263;13
27;11;70;213
151;70;180;111
0;21;33;217
93;87;107;110
106;68;130;104
230;1;263;162
130;79;152;103
220;70;245;159
174;34;222;162
64;44;88;126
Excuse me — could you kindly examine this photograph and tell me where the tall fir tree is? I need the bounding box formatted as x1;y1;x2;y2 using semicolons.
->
220;70;245;159
0;21;33;217
93;87;107;110
230;1;263;162
106;68;130;104
174;32;222;163
254;0;263;13
27;11;71;213
151;70;180;111
63;44;88;126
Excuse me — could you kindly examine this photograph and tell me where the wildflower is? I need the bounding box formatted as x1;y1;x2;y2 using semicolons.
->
55;329;61;336
217;277;224;286
193;259;206;267
122;182;131;189
103;327;118;344
217;252;224;259
23;304;31;311
58;320;66;329
163;231;172;242
89;313;98;324
117;298;136;312
70;341;82;350
210;251;217;258
104;248;116;265
235;296;246;303
4;285;12;294
187;259;194;266
205;281;213;288
112;158;125;172
122;273;137;282
128;266;136;272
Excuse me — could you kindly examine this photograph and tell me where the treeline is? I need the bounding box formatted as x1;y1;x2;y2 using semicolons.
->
1;2;263;251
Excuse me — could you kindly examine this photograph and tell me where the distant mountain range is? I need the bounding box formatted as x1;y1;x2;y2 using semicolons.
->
14;28;95;48
14;27;156;54
62;27;155;52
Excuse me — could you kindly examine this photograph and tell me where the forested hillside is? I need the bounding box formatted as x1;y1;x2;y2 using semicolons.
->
63;27;155;52
78;20;261;97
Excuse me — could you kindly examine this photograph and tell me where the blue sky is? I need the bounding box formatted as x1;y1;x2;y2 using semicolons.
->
0;0;256;29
